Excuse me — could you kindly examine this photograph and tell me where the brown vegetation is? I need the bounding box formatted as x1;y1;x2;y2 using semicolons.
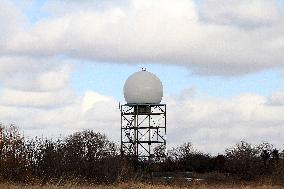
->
0;123;284;187
0;182;284;189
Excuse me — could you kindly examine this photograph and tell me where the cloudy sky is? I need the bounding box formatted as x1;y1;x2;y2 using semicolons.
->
1;0;284;154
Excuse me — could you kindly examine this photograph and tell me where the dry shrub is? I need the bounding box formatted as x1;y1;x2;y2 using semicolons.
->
168;142;213;173
271;159;284;184
1;182;284;189
224;141;283;181
0;124;31;182
0;124;136;184
0;124;284;185
225;141;262;180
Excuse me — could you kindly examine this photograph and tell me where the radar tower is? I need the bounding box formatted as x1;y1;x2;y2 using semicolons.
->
120;69;166;161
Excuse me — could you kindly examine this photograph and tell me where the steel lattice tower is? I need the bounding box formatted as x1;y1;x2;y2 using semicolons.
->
120;103;166;161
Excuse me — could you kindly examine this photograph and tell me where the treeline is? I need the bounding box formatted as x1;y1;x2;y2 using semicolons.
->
163;142;284;182
0;124;284;184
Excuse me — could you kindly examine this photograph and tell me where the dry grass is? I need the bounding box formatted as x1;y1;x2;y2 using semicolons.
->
0;182;284;189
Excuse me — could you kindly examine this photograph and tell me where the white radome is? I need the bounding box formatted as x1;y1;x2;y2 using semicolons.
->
124;70;163;104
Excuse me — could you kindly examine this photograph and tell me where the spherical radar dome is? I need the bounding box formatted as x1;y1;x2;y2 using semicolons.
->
124;70;163;104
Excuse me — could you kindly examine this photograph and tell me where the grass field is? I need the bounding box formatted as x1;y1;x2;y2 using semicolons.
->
1;182;284;189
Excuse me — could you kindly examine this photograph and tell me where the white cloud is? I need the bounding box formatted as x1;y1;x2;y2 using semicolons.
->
81;91;114;113
199;0;280;28
0;89;75;109
36;64;72;91
0;56;72;91
0;88;120;141
0;86;283;154
267;91;284;105
2;0;283;75
0;0;283;154
0;1;25;45
166;93;284;154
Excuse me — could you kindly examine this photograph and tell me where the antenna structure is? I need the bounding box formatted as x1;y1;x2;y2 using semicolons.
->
120;103;166;161
120;70;166;161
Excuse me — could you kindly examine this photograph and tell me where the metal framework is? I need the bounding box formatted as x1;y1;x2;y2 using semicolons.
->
120;103;166;161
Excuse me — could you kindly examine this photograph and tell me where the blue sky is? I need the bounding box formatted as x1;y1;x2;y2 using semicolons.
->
1;0;284;153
